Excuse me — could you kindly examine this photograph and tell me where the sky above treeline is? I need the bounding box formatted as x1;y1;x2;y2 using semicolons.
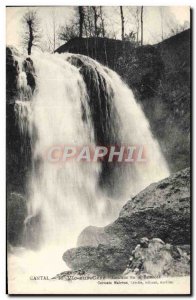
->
6;6;190;50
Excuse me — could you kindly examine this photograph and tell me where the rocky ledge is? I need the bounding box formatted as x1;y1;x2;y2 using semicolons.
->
63;168;190;276
123;237;190;278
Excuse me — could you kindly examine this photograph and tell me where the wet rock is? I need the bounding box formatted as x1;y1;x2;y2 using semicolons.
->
6;47;19;103
23;213;42;249
7;192;27;246
22;57;36;92
6;47;34;196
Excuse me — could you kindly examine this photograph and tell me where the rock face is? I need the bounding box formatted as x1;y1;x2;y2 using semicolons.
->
7;192;27;246
6;48;36;246
63;168;190;275
77;226;111;247
6;48;35;196
6;47;19;102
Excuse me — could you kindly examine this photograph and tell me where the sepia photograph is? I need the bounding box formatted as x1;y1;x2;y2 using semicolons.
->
6;5;191;295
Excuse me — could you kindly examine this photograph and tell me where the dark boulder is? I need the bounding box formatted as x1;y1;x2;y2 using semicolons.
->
63;168;190;275
7;192;27;246
6;47;19;103
22;57;36;92
63;245;129;276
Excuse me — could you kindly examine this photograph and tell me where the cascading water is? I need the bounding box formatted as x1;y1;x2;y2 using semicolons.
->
8;50;169;290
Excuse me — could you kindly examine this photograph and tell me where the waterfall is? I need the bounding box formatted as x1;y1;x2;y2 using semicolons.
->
9;51;169;282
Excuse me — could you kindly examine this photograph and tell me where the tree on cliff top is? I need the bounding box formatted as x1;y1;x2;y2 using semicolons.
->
120;6;125;40
22;9;41;55
59;6;106;43
78;6;85;38
58;7;82;43
141;6;144;45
